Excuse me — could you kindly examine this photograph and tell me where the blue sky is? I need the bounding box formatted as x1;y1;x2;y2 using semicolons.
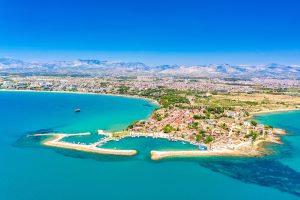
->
0;0;300;65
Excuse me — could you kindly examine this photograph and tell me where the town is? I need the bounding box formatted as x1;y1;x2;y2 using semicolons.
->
1;75;300;94
2;75;298;155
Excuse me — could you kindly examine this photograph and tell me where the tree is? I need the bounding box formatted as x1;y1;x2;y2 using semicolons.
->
199;129;206;136
204;135;214;144
221;123;226;129
118;86;130;94
163;124;175;133
153;113;163;121
127;121;138;129
265;125;273;129
205;113;211;119
244;110;250;116
245;130;258;140
193;115;201;119
192;121;199;129
159;94;190;108
195;134;203;142
250;120;258;126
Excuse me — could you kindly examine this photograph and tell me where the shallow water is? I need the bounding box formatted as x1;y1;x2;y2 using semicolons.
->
255;111;300;172
1;91;300;200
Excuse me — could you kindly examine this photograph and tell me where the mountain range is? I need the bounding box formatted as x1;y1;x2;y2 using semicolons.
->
0;57;299;78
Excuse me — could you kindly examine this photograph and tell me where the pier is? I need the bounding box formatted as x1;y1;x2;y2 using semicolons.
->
150;149;258;160
31;132;137;156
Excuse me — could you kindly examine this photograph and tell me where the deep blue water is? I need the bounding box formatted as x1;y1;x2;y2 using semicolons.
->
0;91;300;200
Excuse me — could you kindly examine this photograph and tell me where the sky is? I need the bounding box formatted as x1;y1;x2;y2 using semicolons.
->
0;0;300;66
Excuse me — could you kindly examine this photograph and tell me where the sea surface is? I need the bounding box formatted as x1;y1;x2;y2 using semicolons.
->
0;91;300;200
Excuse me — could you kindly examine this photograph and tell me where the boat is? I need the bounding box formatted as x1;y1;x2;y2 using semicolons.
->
74;108;81;113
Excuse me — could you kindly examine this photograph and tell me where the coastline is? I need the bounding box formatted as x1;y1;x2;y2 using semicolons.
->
250;108;300;116
3;88;298;121
150;134;283;160
30;124;287;160
0;89;160;106
9;89;297;160
32;131;265;160
243;108;300;123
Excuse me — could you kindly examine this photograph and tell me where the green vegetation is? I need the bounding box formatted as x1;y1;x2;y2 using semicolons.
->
195;134;203;142
100;82;108;87
244;110;250;116
112;131;129;138
159;95;189;108
193;114;202;119
136;88;190;108
204;135;214;144
245;130;258;140
207;106;224;114
191;121;199;129
118;85;130;94
195;96;258;109
132;88;275;113
127;121;139;129
195;130;207;142
221;123;227;129
205;113;211;119
153;112;163;121
250;120;258;126
163;124;176;133
199;130;206;136
265;125;273;129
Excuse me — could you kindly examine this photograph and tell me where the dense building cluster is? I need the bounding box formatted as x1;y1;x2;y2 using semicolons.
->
128;104;274;150
1;75;300;94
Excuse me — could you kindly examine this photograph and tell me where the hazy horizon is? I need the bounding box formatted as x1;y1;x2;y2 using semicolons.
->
1;52;300;67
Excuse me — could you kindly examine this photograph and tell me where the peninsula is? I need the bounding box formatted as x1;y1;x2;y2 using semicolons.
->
3;75;300;160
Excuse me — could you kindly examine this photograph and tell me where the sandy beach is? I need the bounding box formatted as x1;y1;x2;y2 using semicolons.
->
250;108;300;115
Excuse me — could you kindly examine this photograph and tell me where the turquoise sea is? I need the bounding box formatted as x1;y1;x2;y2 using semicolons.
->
0;91;300;200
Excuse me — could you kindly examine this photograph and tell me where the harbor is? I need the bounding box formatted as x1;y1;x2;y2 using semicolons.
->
31;133;137;156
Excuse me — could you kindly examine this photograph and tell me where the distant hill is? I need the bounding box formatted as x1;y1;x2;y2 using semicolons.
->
0;57;299;78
